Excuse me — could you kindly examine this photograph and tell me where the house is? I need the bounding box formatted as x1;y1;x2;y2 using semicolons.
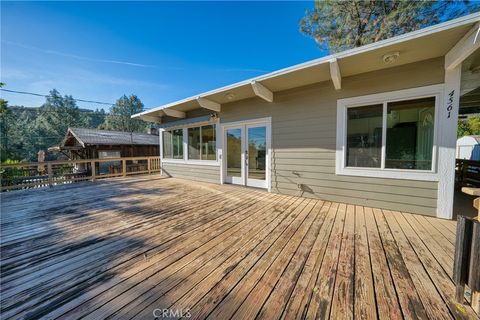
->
457;135;480;160
49;127;159;175
133;13;480;219
51;127;159;160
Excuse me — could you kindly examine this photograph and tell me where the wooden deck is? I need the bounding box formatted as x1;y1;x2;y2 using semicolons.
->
0;175;477;319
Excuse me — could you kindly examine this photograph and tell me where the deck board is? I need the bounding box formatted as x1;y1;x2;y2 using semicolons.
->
1;175;477;320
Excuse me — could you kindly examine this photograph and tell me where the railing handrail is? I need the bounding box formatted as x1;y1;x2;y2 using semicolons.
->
0;156;160;168
0;156;161;191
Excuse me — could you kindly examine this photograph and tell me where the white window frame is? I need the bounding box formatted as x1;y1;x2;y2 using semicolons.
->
160;119;220;166
336;84;444;181
219;117;272;191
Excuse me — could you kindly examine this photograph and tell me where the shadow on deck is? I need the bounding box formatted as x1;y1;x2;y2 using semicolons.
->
0;175;476;319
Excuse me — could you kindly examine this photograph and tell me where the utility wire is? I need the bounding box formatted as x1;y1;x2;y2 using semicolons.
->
1;88;161;110
1;89;114;106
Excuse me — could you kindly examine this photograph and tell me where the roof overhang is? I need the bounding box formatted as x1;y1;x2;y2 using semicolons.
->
133;13;480;123
157;115;214;129
62;128;85;148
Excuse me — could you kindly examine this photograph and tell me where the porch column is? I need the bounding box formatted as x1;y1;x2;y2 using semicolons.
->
437;66;462;219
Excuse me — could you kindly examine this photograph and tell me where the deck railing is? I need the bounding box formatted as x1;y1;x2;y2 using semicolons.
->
456;159;480;187
0;156;161;191
454;216;480;314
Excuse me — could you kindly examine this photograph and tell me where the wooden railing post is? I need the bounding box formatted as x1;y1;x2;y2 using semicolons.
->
122;159;127;177
453;216;473;302
469;220;480;314
47;163;53;188
148;157;151;175
91;161;96;181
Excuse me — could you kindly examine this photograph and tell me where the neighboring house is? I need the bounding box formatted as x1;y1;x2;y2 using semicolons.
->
49;127;159;175
51;127;159;160
133;13;480;219
457;135;480;160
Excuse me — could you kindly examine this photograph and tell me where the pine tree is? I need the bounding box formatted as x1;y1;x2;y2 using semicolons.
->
300;1;480;53
100;94;149;133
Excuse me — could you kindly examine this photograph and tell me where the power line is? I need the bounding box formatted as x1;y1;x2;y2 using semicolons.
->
2;88;167;111
1;89;114;106
2;88;162;111
2;110;151;120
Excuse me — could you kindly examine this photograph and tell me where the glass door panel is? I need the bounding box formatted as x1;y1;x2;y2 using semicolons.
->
247;126;266;179
226;128;243;184
223;122;269;189
246;126;267;188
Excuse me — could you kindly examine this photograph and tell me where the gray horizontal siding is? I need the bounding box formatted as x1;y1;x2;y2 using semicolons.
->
274;187;436;216
219;57;443;216
161;162;220;184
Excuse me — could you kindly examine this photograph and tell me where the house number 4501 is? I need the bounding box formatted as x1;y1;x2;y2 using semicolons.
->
447;90;455;119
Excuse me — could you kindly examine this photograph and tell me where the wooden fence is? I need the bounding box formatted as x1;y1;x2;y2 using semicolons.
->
0;156;161;191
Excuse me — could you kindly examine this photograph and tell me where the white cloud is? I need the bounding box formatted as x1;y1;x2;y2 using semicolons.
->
2;40;164;69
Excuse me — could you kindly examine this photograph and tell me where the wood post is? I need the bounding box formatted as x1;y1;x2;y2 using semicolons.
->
47;163;53;188
91;161;96;181
468;220;480;314
122;160;127;177
453;216;473;302
148;158;151;174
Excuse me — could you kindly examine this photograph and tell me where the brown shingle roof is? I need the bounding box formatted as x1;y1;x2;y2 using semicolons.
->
64;128;159;146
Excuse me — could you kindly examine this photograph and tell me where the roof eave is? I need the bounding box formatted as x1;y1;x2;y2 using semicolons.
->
133;12;480;119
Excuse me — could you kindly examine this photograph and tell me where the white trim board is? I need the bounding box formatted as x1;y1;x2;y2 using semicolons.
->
335;84;444;182
161;159;220;167
437;66;462;219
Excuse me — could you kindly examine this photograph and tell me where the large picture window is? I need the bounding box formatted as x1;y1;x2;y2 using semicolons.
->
201;125;216;160
346;104;383;168
162;129;183;159
188;125;216;160
163;124;216;162
337;85;441;181
346;97;435;171
385;97;435;170
188;127;201;160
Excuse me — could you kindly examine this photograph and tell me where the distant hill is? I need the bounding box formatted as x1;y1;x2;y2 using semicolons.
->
2;106;107;161
9;105;107;128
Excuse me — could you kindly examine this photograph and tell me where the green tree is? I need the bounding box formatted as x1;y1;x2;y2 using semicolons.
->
84;108;107;128
0;82;7;111
100;94;149;132
0;82;13;161
458;116;480;137
301;1;480;52
29;89;88;160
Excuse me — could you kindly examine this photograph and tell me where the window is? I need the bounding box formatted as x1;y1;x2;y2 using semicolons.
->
188;127;200;160
201;125;216;160
162;129;183;159
385;97;435;170
163;124;216;161
337;85;441;181
98;151;121;159
345;97;435;171
346;104;383;168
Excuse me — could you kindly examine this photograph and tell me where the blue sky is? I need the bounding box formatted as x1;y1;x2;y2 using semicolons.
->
1;1;323;111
